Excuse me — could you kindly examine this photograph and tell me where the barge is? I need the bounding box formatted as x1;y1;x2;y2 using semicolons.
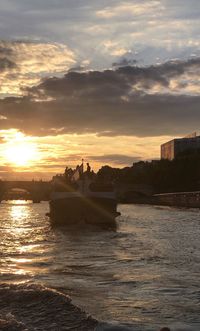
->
47;163;119;228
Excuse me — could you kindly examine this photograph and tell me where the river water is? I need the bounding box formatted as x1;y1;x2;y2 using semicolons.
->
0;201;200;330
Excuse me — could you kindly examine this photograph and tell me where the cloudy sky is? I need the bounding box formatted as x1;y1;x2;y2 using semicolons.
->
0;0;200;179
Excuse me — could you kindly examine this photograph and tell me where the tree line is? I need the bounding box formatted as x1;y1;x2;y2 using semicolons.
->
97;150;200;193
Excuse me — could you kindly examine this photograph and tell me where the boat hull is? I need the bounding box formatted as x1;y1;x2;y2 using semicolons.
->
49;196;118;228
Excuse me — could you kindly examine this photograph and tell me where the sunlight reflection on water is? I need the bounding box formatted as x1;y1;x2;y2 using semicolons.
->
0;201;200;330
0;200;52;280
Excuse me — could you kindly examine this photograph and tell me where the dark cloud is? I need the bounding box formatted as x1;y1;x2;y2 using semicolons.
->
40;154;84;165
0;45;13;56
0;57;16;71
112;58;137;67
68;65;86;73
0;58;200;138
90;154;141;165
29;57;200;98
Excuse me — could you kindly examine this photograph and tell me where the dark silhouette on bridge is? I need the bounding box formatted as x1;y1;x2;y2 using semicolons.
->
0;180;52;202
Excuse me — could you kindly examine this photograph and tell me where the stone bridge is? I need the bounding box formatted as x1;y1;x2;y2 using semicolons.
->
0;180;154;203
0;180;52;202
115;183;154;202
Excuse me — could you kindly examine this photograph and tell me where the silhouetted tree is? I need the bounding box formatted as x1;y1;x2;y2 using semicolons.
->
96;150;200;193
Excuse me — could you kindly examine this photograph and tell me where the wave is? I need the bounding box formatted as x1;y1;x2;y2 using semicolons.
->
0;283;198;331
0;283;97;330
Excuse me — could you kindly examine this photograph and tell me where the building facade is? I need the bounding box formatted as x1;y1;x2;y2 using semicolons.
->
161;133;200;160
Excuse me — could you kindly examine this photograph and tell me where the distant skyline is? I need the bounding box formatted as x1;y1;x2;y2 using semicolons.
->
0;0;200;179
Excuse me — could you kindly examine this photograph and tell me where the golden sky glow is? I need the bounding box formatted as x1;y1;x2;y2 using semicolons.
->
0;129;174;180
0;1;199;179
2;131;40;169
0;42;75;98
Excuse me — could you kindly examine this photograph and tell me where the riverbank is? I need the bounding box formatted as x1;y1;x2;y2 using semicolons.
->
121;191;200;209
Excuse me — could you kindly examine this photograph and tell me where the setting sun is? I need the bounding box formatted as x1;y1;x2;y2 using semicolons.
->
3;132;40;167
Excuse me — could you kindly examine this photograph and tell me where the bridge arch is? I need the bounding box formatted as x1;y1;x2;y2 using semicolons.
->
0;180;52;203
2;188;31;201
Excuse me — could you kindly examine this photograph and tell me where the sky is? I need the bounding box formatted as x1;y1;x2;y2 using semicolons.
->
0;0;200;179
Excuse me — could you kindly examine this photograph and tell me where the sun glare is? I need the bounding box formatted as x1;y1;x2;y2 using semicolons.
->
3;133;39;167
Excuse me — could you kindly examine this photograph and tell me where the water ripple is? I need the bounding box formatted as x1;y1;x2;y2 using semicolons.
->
0;201;200;330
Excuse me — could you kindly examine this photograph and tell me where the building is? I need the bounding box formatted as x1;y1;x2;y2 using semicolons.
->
161;132;200;160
